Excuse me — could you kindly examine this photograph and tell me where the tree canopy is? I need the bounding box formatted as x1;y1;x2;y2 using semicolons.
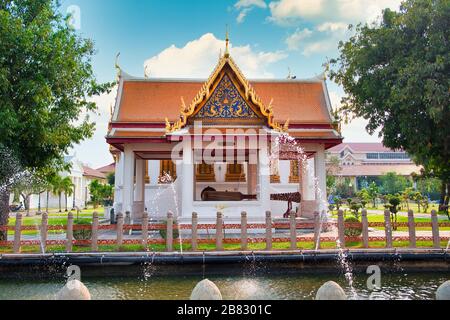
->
329;0;449;209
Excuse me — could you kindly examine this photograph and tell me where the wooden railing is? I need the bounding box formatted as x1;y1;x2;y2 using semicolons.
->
1;209;449;254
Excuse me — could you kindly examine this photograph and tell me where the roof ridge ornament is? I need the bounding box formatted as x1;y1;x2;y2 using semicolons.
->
224;25;230;58
115;52;121;80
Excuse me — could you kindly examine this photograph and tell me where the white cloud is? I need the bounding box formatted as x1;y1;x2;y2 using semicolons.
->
234;0;267;23
285;28;313;50
317;22;348;33
268;0;402;25
144;33;287;79
302;39;335;56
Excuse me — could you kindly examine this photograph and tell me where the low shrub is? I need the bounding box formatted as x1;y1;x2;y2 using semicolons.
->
73;218;92;241
344;217;362;237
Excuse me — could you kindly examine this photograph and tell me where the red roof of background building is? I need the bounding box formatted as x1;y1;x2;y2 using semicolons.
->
82;166;107;180
96;163;115;175
328;143;401;153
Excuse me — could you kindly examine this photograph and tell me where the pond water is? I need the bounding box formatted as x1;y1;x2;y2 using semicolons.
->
0;272;448;300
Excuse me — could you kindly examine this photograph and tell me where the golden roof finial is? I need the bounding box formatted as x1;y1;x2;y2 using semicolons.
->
225;25;230;58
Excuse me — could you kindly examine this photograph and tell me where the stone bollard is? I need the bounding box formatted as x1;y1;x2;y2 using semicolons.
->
166;211;174;252
431;210;440;249
216;212;224;251
315;281;347;300
407;210;416;249
13;213;23;253
125;211;131;235
337;210;345;248
56;280;91;300
91;212;99;251
40;212;48;253
436;280;450;300
241;212;248;251
191;212;198;251
116;212;124;247
290;211;297;250
66;212;74;252
361;209;369;248
141;212;149;247
384;210;393;248
190;279;222;300
266;211;272;251
313;211;321;250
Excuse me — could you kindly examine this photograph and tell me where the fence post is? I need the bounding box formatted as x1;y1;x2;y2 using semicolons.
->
91;212;99;251
142;212;149;248
241;212;248;251
166;211;173;252
361;209;369;248
116;212;124;247
191;212;198;251
290;211;297;250
13;213;22;253
337;210;345;248
266;211;272;251
313;211;321;250
431;210;440;249
66;212;74;252
384;210;393;248
407;210;416;249
125;211;131;235
40;212;48;253
216;212;223;251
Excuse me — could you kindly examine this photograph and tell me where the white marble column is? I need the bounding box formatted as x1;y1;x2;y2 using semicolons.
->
181;140;194;218
133;159;145;221
259;146;271;213
113;152;124;213
122;146;135;215
314;145;327;212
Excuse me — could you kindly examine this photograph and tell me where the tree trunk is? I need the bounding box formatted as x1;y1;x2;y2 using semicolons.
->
439;181;446;211
65;193;68;212
58;193;61;212
0;188;11;241
46;190;49;213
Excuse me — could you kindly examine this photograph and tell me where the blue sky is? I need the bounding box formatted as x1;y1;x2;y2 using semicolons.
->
61;0;402;168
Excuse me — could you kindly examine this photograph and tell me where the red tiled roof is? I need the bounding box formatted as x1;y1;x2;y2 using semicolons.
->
337;164;421;177
328;143;401;153
96;163;115;174
83;166;107;180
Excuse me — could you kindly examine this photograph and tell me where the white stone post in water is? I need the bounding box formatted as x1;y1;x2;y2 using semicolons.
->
66;212;74;252
91;212;99;251
313;211;321;250
216;212;223;251
191;212;198;251
316;281;347;300
337;210;345;248
431;210;440;249
125;211;131;235
166;211;174;252
266;211;272;251
116;212;124;247
361;209;369;248
384;210;393;248
241;211;248;251
141;212;149;248
190;279;222;300
13;213;22;253
436;280;450;300
290;211;297;250
41;212;48;253
407;210;416;249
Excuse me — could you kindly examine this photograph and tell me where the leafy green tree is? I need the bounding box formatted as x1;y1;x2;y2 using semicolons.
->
367;182;380;208
0;1;111;239
380;172;411;195
356;189;370;208
330;0;449;215
51;175;64;212
61;177;73;212
89;180;113;208
387;194;402;230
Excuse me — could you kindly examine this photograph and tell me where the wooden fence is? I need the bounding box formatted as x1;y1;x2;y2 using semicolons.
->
1;209;449;254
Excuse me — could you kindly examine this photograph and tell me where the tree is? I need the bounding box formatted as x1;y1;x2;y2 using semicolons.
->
367;182;380;208
326;154;342;194
330;0;450;216
0;1;112;240
12;172;47;216
51;175;64;213
61;177;73;212
387;194;402;230
380;172;411;195
356;189;371;208
89;180;113;208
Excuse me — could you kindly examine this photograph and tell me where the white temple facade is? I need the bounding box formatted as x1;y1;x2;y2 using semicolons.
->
107;46;342;222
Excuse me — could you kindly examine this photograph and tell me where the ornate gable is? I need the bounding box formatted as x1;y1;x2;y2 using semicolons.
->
165;51;288;133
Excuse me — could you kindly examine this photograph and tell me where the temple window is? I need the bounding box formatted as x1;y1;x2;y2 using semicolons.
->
158;160;177;183
225;163;246;182
289;160;300;183
195;162;216;182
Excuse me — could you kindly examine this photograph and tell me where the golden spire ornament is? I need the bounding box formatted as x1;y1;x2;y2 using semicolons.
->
224;25;230;58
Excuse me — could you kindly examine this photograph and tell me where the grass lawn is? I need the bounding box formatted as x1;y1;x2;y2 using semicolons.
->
338;202;441;215
1;240;448;254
